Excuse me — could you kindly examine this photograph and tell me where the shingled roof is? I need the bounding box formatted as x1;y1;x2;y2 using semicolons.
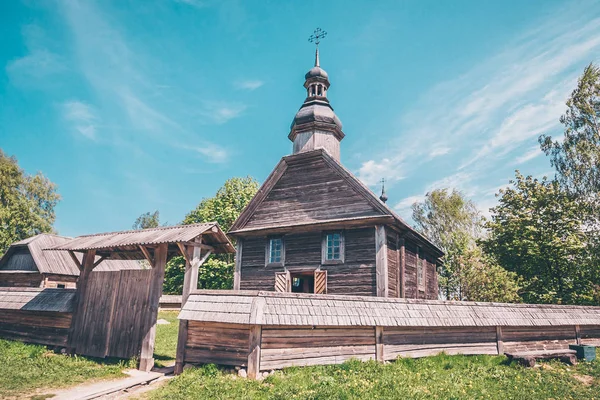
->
180;290;600;327
0;234;141;276
0;287;74;312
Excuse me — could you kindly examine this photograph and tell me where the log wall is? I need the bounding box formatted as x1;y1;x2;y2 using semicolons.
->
180;322;600;374
184;321;250;366
239;228;377;296
0;310;72;347
0;272;44;287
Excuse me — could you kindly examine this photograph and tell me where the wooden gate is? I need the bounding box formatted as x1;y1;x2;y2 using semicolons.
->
71;269;152;358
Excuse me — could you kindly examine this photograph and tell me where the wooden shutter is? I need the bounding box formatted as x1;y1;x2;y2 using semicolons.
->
274;271;290;292
314;270;327;294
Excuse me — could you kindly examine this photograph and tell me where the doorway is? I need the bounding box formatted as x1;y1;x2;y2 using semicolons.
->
291;271;315;293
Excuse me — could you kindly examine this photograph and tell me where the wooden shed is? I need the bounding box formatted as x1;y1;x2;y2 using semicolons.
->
178;290;600;378
0;234;141;288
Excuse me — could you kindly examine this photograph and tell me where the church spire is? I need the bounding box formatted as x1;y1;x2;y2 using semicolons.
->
289;28;345;161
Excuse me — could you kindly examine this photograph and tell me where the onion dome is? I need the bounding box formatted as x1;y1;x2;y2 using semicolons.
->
289;47;345;160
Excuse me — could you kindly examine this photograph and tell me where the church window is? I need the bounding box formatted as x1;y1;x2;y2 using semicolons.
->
267;238;284;265
322;232;344;263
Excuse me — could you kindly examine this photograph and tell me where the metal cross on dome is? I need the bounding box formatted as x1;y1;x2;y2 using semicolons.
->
308;27;327;47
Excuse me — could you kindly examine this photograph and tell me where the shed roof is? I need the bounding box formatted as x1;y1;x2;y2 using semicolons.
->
180;291;600;327
47;222;234;260
0;234;141;276
0;288;74;313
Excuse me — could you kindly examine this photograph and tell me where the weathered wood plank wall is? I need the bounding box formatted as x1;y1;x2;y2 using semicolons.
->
70;269;152;359
239;228;377;296
184;321;250;366
0;310;72;347
0;272;44;287
180;321;600;374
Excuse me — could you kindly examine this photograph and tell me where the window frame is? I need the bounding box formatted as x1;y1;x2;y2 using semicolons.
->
265;237;285;266
417;247;426;292
321;231;345;265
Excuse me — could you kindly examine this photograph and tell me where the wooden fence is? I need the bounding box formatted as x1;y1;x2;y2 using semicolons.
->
178;291;600;378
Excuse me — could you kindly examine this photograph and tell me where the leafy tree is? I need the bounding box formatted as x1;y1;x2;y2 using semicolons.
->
163;176;259;294
132;210;160;230
412;189;520;302
0;149;60;256
456;246;521;303
482;172;595;304
539;62;600;283
183;176;259;233
539;63;600;200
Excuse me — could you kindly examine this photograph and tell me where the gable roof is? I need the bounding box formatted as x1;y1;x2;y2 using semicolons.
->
0;234;142;276
229;149;442;256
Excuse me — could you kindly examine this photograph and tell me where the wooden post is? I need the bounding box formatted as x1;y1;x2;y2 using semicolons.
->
375;326;384;362
496;326;504;355
175;239;202;375
375;226;388;298
139;243;168;372
575;325;581;345
67;249;96;353
399;238;406;298
234;239;243;290
247;325;262;379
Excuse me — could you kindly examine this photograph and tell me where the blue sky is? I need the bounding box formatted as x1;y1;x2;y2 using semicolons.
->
1;0;599;237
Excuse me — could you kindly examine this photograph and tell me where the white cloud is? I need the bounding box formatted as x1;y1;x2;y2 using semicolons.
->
62;100;98;140
6;25;65;85
515;145;543;164
394;195;424;213
234;80;264;91
201;101;247;124
357;157;405;186
356;4;600;219
177;143;229;163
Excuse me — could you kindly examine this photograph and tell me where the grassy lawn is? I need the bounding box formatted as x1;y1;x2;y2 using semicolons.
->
0;311;178;399
146;353;600;400
0;339;135;399
154;310;180;365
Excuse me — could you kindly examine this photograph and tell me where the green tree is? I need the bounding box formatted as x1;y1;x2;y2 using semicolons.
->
539;62;600;284
163;176;259;294
183;176;259;233
539;63;600;200
132;210;160;230
482;172;595;304
0;149;60;256
412;189;520;302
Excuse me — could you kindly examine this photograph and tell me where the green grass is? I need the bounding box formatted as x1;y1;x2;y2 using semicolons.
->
147;353;600;400
0;339;135;399
0;311;178;398
154;311;179;365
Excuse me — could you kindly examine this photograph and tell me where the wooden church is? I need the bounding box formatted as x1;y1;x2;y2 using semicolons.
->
229;45;442;300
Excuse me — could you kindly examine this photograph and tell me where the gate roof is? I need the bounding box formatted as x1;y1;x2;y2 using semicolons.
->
47;222;234;260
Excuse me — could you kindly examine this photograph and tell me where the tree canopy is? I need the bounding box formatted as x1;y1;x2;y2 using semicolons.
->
412;189;520;302
482;172;594;304
132;211;160;230
183;176;259;233
163;176;259;294
0;149;60;256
